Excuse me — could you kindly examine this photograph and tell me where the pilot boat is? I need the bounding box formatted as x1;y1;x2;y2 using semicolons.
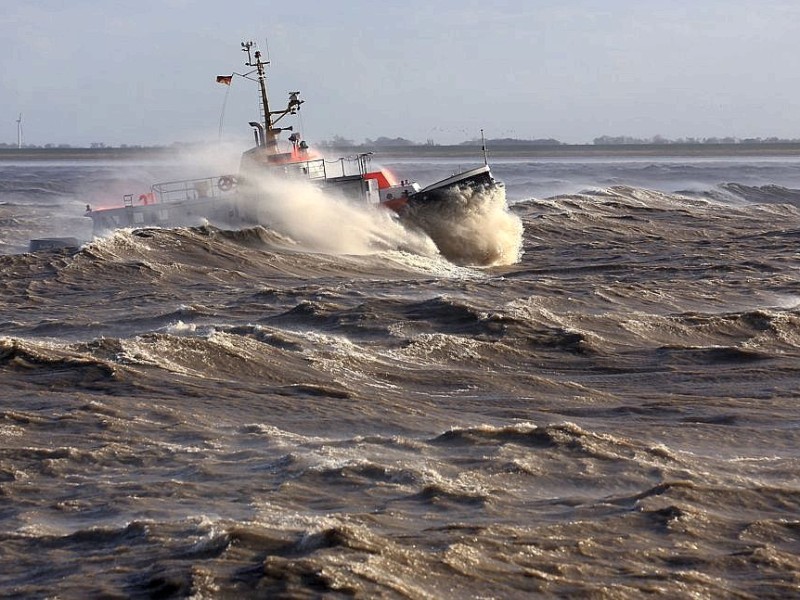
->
83;41;501;241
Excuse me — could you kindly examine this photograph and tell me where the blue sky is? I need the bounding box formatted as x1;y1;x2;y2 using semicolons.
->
2;0;800;146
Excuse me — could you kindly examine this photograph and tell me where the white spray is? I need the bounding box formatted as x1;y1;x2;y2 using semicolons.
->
401;185;524;267
240;171;439;257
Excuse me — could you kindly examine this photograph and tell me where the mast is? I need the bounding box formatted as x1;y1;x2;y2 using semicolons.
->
240;41;304;154
16;113;22;149
241;41;276;150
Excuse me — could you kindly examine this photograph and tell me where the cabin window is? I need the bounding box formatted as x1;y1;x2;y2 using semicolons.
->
133;212;145;224
158;209;169;221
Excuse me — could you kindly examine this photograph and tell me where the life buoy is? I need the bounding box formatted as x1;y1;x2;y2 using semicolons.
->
218;175;237;192
139;193;152;205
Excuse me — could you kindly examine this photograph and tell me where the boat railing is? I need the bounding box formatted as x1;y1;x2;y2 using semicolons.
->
326;153;374;178
278;158;327;180
150;176;235;204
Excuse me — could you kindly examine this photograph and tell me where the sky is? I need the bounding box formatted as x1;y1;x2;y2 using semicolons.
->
2;0;800;147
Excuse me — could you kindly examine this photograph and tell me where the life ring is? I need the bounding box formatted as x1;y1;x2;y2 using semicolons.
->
139;193;152;205
218;175;237;192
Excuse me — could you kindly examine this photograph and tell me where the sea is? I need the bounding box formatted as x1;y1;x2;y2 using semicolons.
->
1;149;800;598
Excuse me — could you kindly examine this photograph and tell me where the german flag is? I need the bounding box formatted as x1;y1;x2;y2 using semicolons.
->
216;75;233;85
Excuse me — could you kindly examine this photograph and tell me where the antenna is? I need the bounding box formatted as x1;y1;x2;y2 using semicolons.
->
241;40;274;146
16;113;22;149
481;128;488;166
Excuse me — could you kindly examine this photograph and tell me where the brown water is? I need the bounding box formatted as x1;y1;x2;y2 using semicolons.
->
1;156;799;598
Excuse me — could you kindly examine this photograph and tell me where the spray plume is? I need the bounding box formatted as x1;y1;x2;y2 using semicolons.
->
401;185;523;266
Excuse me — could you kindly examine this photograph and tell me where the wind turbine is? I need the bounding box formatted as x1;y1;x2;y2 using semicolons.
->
16;113;22;149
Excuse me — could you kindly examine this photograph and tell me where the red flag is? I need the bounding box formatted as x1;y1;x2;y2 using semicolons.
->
216;75;233;85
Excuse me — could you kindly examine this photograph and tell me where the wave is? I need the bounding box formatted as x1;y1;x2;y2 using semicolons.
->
432;422;680;464
8;158;800;598
706;182;800;205
0;336;118;387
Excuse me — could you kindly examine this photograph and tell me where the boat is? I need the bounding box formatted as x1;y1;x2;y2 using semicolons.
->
83;41;502;244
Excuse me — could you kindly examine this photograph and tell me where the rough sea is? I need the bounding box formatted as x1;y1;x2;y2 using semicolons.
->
1;151;800;598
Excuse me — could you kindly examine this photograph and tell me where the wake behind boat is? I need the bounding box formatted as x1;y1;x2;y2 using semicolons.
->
74;41;504;258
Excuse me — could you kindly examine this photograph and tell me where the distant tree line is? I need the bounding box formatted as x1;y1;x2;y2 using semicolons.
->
319;135;565;148
592;135;800;145
0;142;75;148
320;134;800;148
0;142;151;149
459;137;563;146
8;135;800;150
319;136;420;148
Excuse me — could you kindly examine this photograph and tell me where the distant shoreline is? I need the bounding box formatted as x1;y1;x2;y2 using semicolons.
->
4;143;800;161
369;143;800;159
0;147;180;161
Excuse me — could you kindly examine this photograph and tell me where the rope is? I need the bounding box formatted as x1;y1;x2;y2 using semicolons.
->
218;82;232;142
298;110;308;145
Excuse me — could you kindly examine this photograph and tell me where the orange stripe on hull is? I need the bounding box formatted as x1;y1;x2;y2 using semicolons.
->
364;170;397;189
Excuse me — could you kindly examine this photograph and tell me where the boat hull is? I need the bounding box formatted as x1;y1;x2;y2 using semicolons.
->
85;173;379;236
406;165;497;207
